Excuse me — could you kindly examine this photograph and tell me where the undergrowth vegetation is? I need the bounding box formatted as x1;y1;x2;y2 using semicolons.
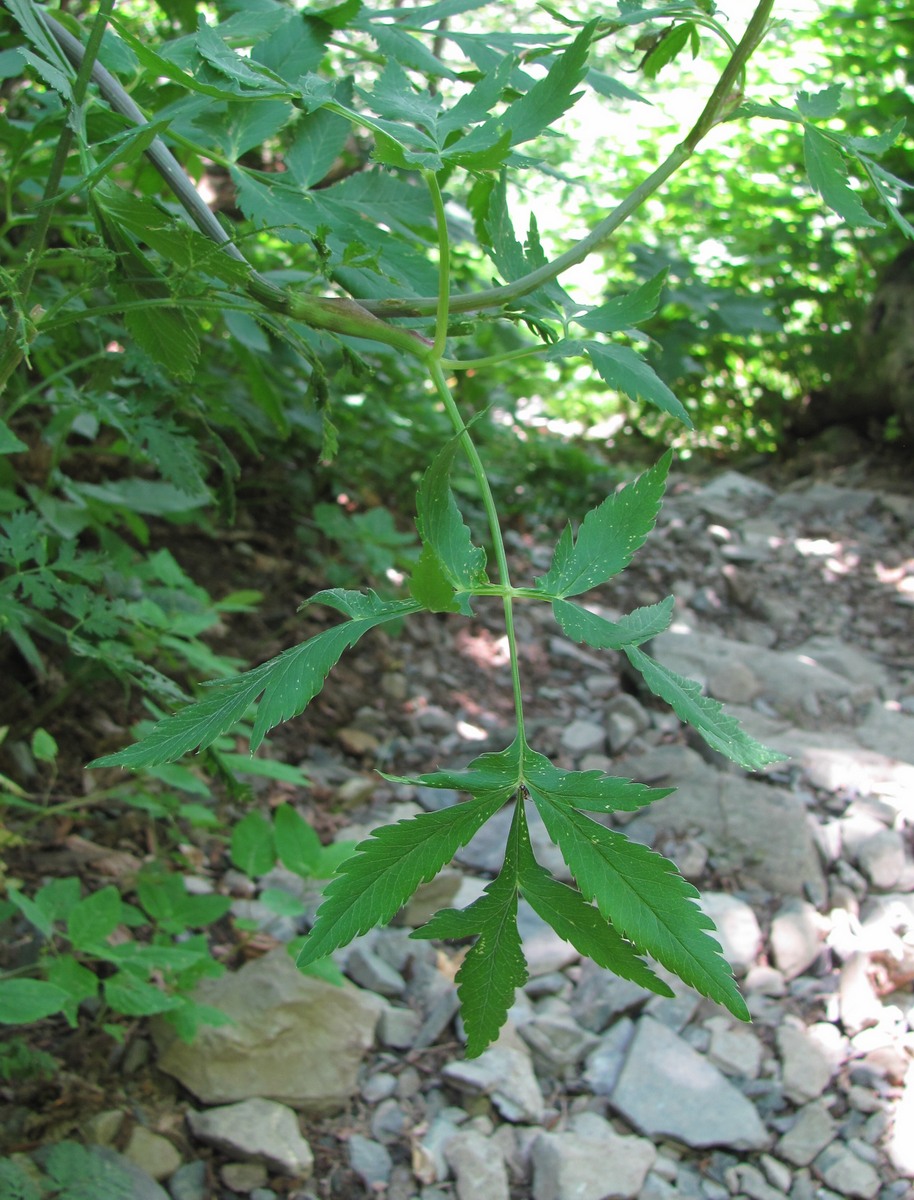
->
0;0;911;1090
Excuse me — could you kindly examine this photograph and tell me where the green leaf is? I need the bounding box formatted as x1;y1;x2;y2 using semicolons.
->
803;126;882;228
297;789;510;966
583;342;692;425
6;887;53;938
0;1157;40;1200
796;83;843;121
286;107;352;188
642;23;694;79
522;748;674;814
552;595;674;649
528;795;749;1021
195;16;288;92
104;973;183;1016
517;849;673;995
624;645;788;771
409;544;462;613
415;805;527;1056
574;271;666;333
66;886;121;949
497;20;596;148
46;955;99;1025
860;159;914;239
416;438;487;593
0;419;28;455
231;810;276;877
0;979;69;1024
535;452;671;598
34;877;80;923
30;727;58;763
260;889;307;916
274;804;322;877
380;741;522;801
90;591;422;768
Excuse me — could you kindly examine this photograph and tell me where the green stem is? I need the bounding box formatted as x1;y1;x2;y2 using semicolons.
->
427;360;526;746
423;171;451;360
440;346;546;372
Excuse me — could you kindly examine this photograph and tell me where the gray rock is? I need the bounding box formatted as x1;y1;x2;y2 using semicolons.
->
699;471;776;506
370;1097;410;1144
186;1099;313;1177
725;1163;788;1200
442;1043;545;1123
517;1013;600;1070
813;1142;881;1198
856;827;906;890
348;1134;392;1188
571;959;652;1032
582;1017;636;1096
704;1016;763;1079
608;1016;769;1150
699;892;762;976
444;1130;510;1200
518;900;580;976
167;1160;208;1200
560;719;607;755
123;1127;182;1181
776;1100;838;1166
531;1111;656;1200
769;900;823;980
413;1114;464;1184
378;1004;422;1049
221;1161;268;1192
361;1072;398;1103
346;945;407;997
399;868;465;924
776;1020;844;1105
154;950;382;1111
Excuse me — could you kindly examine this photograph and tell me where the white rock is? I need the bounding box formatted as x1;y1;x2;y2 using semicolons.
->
186;1098;313;1177
699;892;761;975
776;1019;844;1104
769;899;824;980
560;719;607;755
704;1016;763;1079
444;1130;510;1200
442;1043;545;1123
856;827;907;890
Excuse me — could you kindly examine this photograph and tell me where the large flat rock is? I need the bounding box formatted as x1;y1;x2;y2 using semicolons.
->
153;949;383;1113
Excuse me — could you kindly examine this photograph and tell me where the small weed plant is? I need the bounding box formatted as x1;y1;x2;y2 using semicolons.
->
1;0;911;1056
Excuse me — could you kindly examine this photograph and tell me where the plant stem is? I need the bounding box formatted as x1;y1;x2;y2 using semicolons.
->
423;171;452;360
428;361;527;746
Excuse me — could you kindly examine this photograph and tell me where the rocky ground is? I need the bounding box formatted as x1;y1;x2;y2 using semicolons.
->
4;452;914;1200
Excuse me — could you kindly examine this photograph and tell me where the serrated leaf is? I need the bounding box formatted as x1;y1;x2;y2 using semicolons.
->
642;23;693;79
528;795;749;1020
861;159;914;238
804;126;882;228
522;749;674;814
416;804;527;1055
275;804;322;877
582;342;692;425
796;82;843;121
0;979;68;1024
409;544;462;612
496;20;596;148
380;740;522;799
0;419;28;455
196;17;287;92
297;789;510;966
535;452;671;598
286;107;352;188
7;887;53;937
574;271;666;333
66;886;121;949
124;298;200;381
104;972;182;1016
625;645;787;771
231;810;276;877
552;595;674;648
90;591;421;767
844;119;906;158
517;848;672;995
416;438;487;592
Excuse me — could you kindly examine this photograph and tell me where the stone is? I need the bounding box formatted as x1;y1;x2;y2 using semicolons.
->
608;1016;769;1150
704;1016;763;1079
362;1072;398;1103
571;959;652;1032
517;1013;600;1070
186;1099;314;1177
725;1163;788;1200
769;900;824;980
337;727;381;756
399;869;464;924
517;900;580;975
885;1060;914;1176
442;1043;545;1123
531;1112;656;1200
221;1161;268;1192
855;827;906;890
582;1018;636;1096
123;1127;182;1181
699;892;761;975
345;945;406;997
813;1143;881;1199
444;1130;510;1200
776;1100;838;1166
776;1020;844;1104
82;1148;172;1200
560;719;607;756
153;950;382;1112
348;1134;392;1188
167;1160;208;1200
378;1004;422;1049
838;953;883;1035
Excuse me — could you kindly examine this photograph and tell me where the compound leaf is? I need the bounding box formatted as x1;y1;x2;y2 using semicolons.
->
523;750;673;814
498;20;596;148
416;438;488;592
574;271;666;334
804;126;882;228
583;342;692;425
275;803;322;877
535;452;671;598
552;595;674;648
624;645;787;772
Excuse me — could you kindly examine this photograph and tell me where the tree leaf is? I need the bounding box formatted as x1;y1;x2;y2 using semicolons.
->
574;271;666;333
0;979;68;1024
297;789;510;966
66;886;122;949
89;591;422;767
416;437;488;592
517;847;673;995
796;82;843;121
528;794;749;1021
380;740;522;800
522;749;674;814
551;595;674;648
195;17;288;92
274;804;322;877
625;645;788;771
804;126;882;228
415;803;527;1056
496;20;596;148
583;342;692;425
535;452;671;598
